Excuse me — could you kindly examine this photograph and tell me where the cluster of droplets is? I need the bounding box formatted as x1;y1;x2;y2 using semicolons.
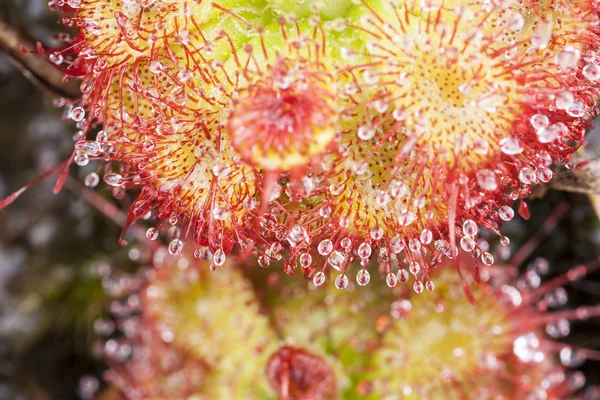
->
88;241;600;399
19;0;599;290
364;255;600;399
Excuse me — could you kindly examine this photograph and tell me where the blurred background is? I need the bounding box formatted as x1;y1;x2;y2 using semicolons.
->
0;0;599;399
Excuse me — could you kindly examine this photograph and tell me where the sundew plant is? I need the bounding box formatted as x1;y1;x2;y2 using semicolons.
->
1;0;600;398
1;0;592;290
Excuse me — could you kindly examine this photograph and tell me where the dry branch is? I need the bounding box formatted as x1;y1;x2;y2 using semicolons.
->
0;14;79;99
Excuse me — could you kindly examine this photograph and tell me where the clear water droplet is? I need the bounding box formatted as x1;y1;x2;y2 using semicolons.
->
460;237;476;251
481;252;494;265
146;227;158;240
519;167;536;184
357;242;372;259
462;219;478;237
313;271;326;286
299;253;312;268
335;274;349;289
328;251;345;271
554;47;580;71
390;235;405;253
104;173;124;187
356;269;370;286
583;63;600;81
409;261;420;275
397;269;409;283
413;280;424;293
318;239;333;255
213;248;226;266
168;239;183;255
84;172;99;188
370;227;384;240
386;272;398;287
499;206;514;221
476;169;498;191
358;125;376;141
420;229;432;245
425;280;434;291
530;114;549;130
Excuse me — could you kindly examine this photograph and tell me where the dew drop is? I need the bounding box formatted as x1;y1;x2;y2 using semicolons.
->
258;255;270;268
531;20;552;50
390;235;405;253
318;239;333;255
462;219;478;237
408;238;421;253
357;242;372;259
299;253;312;268
560;347;585;368
506;12;524;31
481;252;494;266
213;248;226;266
566;98;586;118
476;169;497;191
413;280;424;293
356;269;371;286
370;227;384;240
420;229;432;245
96;130;108;142
499;137;523;155
472;138;489;155
583;63;600;81
328;251;345;271
340;237;352;249
358;125;376;141
362;69;379;84
538;168;553;183
313;271;326;286
397;269;409;283
555;91;574;111
409;261;420;275
168;239;183;255
420;0;442;12
392;108;406;121
499;206;514;221
71;107;85;122
435;240;452;257
319;204;332;218
335;274;349;289
84;172;99;188
104;173;125;187
74;152;89;166
546;318;570;339
76;140;101;156
177;69;192;82
386;272;398;287
390;180;408;198
373;99;389;113
211;163;231;178
537;124;561;143
530;114;549;130
146;227;158;240
425;280;434;291
375;190;390;206
49;53;64;64
460;237;476;251
519;167;536;185
554;47;580;72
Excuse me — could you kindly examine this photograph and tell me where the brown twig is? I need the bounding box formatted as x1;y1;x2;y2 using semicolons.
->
0;13;80;99
550;158;600;195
